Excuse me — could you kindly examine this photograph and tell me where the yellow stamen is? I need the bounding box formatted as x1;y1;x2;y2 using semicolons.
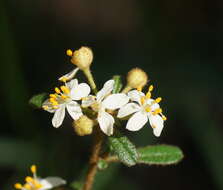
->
23;184;31;190
148;85;153;92
14;183;23;189
140;97;145;105
61;94;68;99
50;94;57;98
42;105;49;110
162;115;167;121
55;87;61;94
31;165;37;174
145;107;151;112
153;108;162;115
137;86;142;91
66;49;73;57
155;97;162;103
52;101;59;106
25;176;34;183
146;92;151;99
61;77;67;83
34;183;43;189
49;97;55;103
60;86;70;94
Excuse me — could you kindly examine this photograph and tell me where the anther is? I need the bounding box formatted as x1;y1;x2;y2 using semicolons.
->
55;87;61;94
61;94;67;99
25;176;33;183
66;49;73;57
149;85;153;92
145;107;151;112
60;86;70;94
146;92;151;99
153;108;162;115
31;165;37;173
23;184;31;190
14;183;23;189
137;86;142;92
50;94;57;99
162;115;167;121
155;97;162;103
140;97;145;105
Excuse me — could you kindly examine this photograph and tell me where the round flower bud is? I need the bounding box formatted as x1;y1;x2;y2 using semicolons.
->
127;68;148;89
73;115;94;136
71;46;93;70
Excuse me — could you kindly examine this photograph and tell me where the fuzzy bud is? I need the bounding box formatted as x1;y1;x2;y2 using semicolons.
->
71;47;93;70
127;68;148;89
73;115;94;136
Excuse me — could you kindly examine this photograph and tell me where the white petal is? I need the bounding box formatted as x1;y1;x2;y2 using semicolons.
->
42;99;56;113
149;115;164;137
117;103;141;118
52;105;66;128
70;83;91;100
98;111;114;136
39;177;66;190
82;95;96;107
66;79;78;90
96;80;114;102
66;101;83;120
128;90;145;105
146;99;160;111
102;93;129;110
126;111;148;131
58;68;79;82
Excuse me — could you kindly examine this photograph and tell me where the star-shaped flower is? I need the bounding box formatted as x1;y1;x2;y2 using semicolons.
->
117;85;167;137
42;79;90;128
14;165;66;190
82;80;129;136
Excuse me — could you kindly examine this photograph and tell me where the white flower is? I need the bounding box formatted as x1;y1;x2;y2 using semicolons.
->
82;80;129;136
42;79;90;128
14;165;66;190
117;85;167;137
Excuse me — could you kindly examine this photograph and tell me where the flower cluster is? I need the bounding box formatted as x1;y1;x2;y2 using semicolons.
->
14;165;65;190
42;47;167;137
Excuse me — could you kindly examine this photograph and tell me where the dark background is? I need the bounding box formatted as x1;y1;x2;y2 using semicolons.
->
0;0;223;189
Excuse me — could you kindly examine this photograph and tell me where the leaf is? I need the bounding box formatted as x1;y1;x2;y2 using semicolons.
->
108;135;138;167
112;75;123;93
137;145;183;165
29;93;48;108
70;181;83;190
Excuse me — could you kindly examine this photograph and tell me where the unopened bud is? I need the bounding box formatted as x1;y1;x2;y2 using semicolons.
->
73;115;94;136
127;68;148;89
71;47;93;70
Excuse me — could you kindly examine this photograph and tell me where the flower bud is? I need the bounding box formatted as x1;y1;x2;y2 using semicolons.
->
127;68;148;89
71;47;93;70
73;115;94;136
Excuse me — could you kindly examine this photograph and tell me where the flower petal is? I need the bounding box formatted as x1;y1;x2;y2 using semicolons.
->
102;93;129;110
82;95;96;107
52;105;66;128
146;99;160;111
117;103;141;118
98;111;114;136
149;114;164;137
66;78;78;90
128;90;145;105
58;68;79;82
66;101;82;120
96;80;114;102
126;111;148;131
70;83;91;100
39;177;66;190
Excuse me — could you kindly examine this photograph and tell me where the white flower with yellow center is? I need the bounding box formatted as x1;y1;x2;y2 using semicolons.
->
117;85;167;137
14;165;66;190
82;80;129;136
42;79;90;128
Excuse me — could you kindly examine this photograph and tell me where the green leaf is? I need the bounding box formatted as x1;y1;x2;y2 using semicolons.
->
70;181;83;190
108;135;138;167
112;75;123;93
97;159;108;170
137;145;183;165
29;93;48;108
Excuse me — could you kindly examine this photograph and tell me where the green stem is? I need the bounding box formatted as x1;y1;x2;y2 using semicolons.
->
83;68;98;94
121;85;132;93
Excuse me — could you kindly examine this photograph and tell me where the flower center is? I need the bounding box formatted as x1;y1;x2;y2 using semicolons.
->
43;86;71;110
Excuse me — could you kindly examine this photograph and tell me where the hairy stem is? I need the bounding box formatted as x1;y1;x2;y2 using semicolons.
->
83;68;98;94
83;128;104;190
